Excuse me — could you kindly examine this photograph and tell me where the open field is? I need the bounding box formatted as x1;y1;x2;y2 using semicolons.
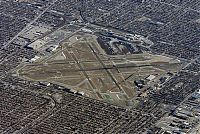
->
17;34;183;107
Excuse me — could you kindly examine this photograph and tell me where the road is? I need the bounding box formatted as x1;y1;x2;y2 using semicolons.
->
1;0;59;50
0;0;60;65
